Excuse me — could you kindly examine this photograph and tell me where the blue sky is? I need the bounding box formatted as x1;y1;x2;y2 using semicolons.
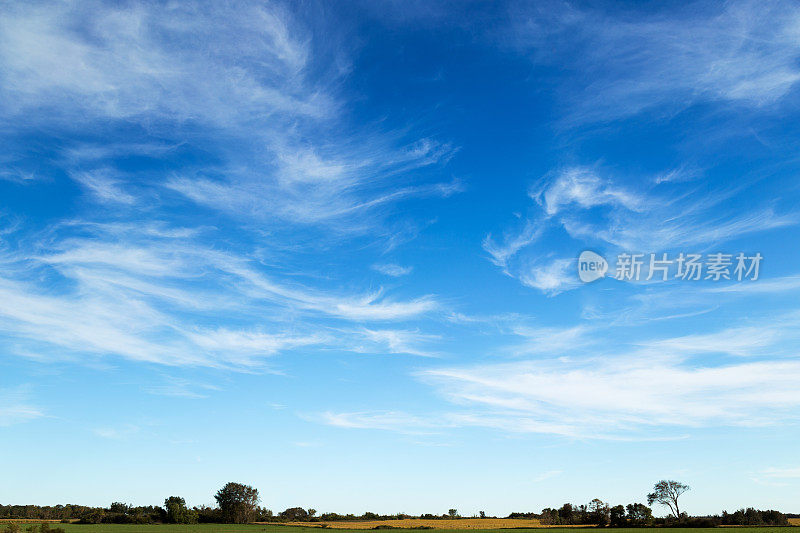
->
2;0;800;517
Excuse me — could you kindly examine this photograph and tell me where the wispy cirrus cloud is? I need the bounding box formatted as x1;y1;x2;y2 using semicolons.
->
321;314;800;439
758;466;800;479
319;410;440;435
93;424;141;440
706;275;800;294
68;169;137;205
483;219;542;272
0;386;44;426
417;356;800;438
535;167;642;216
143;377;220;399
354;328;441;357
0;1;454;369
509;0;800;123
372;263;414;277
0;1;324;124
532;470;563;483
0;1;458;235
484;165;796;294
0;220;440;368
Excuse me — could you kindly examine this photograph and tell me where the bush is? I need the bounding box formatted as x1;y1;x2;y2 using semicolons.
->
280;508;310;521
78;510;106;525
721;508;788;526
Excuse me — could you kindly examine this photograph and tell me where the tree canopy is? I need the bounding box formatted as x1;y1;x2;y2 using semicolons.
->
647;480;690;518
214;482;260;524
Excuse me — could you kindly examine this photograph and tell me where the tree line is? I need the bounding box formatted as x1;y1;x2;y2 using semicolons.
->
0;480;793;527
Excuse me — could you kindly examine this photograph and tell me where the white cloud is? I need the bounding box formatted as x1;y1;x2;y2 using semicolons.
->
355;328;440;357
93;424;140;440
143;377;219;399
320;410;439;434
0;1;323;124
0;387;44;426
372;263;413;277
544;167;795;251
318;316;800;439
706;275;800;294
511;1;800;122
69;169;136;205
517;257;578;295
510;324;594;356
0;1;458;239
758;466;800;479
0;222;440;368
183;329;328;366
535;167;642;216
482;220;542;271
642;327;782;358
532;470;563;483
484;165;797;294
419;357;800;438
404;311;800;438
0;1;457;374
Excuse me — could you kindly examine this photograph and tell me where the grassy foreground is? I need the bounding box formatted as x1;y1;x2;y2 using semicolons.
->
4;524;799;533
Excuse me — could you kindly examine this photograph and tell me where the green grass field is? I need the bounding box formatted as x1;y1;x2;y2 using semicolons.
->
5;525;799;533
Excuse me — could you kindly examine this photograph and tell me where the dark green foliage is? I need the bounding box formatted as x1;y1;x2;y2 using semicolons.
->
0;505;96;521
107;504;129;515
658;515;721;527
214;482;260;524
721;508;789;526
76;512;105;525
164;497;197;524
254;507;274;521
558;503;573;523
588;499;610;526
193;505;221;523
279;507;309;521
610;505;626;527
625;503;654;526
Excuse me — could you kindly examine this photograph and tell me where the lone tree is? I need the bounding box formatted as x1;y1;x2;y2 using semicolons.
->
215;482;260;523
647;480;689;518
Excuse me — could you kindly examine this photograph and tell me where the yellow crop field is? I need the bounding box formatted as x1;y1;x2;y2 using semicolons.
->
789;518;800;526
266;518;594;529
